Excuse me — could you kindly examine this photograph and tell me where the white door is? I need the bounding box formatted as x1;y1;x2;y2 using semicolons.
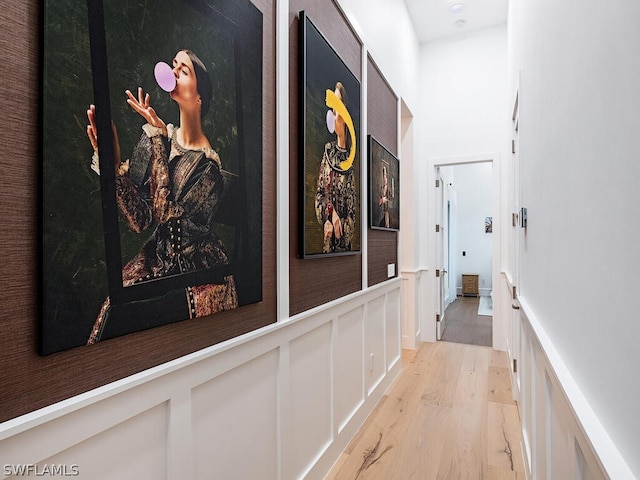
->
510;90;521;400
435;170;447;340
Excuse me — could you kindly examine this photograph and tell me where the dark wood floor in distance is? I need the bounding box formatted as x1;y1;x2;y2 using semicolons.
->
441;296;492;347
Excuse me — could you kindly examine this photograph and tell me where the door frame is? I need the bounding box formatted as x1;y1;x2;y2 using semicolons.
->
435;169;446;340
424;153;504;350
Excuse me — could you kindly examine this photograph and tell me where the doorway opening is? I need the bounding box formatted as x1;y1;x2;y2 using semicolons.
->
434;160;495;348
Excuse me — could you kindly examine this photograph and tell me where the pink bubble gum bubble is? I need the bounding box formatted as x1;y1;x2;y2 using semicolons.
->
154;62;176;93
326;110;335;133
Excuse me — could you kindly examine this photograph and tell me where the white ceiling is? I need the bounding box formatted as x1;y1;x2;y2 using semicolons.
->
404;0;509;43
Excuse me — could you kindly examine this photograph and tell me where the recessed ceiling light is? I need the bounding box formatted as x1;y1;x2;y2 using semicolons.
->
449;3;465;15
454;19;466;28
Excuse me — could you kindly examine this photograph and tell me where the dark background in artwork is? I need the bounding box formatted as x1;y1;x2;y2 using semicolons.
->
369;137;400;231
301;14;361;257
42;0;103;354
289;1;363;316
101;0;251;265
0;0;275;422
42;0;263;353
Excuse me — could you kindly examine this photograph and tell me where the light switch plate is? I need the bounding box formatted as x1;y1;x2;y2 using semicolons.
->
387;263;395;278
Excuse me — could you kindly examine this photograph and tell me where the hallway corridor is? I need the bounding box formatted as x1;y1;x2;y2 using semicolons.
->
327;341;524;479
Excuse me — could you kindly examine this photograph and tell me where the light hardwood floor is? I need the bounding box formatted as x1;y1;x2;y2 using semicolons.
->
325;342;525;479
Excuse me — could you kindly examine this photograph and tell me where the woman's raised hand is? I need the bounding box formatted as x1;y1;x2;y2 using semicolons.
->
86;104;99;153
126;87;168;137
86;104;123;175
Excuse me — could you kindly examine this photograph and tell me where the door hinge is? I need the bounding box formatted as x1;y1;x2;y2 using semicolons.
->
436;313;441;322
512;212;518;227
435;224;440;232
512;286;517;300
513;358;518;373
436;269;440;277
512;139;515;154
436;179;440;188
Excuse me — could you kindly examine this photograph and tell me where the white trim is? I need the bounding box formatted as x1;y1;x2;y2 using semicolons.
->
426;153;504;350
0;277;401;442
429;152;499;167
275;5;290;477
1;281;403;480
275;0;290;322
360;42;368;291
517;296;635;480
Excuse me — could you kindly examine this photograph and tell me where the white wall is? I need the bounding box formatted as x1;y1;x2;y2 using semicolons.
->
419;25;508;345
338;0;424;272
420;24;508;159
508;0;640;477
337;0;421;113
451;163;493;295
337;0;425;349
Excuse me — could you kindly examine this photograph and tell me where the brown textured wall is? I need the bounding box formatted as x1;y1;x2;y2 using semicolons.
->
0;0;276;423
367;55;399;287
289;1;363;315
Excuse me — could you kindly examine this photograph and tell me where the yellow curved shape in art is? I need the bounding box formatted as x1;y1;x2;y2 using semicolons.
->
325;89;356;171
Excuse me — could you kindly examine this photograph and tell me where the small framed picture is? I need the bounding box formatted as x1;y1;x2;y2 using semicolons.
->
485;216;493;233
368;135;400;231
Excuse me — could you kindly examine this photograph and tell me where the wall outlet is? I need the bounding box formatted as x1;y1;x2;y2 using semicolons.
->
387;263;395;278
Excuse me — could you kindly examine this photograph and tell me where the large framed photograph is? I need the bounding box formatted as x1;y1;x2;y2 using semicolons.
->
42;0;263;354
299;11;361;258
368;135;400;231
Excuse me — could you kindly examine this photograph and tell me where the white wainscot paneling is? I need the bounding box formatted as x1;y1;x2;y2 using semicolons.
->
45;402;168;480
385;288;401;370
335;306;364;433
289;322;333;479
510;299;624;480
191;349;279;480
0;279;404;480
365;296;386;396
400;270;423;350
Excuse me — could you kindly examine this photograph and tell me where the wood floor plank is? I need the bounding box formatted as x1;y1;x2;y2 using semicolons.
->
328;343;440;478
384;403;452;479
460;344;492;374
490;349;508;368
436;345;490;480
487;402;525;474
326;342;525;480
419;342;465;407
488;366;516;405
487;465;525;479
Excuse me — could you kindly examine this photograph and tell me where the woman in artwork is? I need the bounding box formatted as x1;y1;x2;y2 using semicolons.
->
86;49;238;344
314;81;357;253
378;165;390;228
